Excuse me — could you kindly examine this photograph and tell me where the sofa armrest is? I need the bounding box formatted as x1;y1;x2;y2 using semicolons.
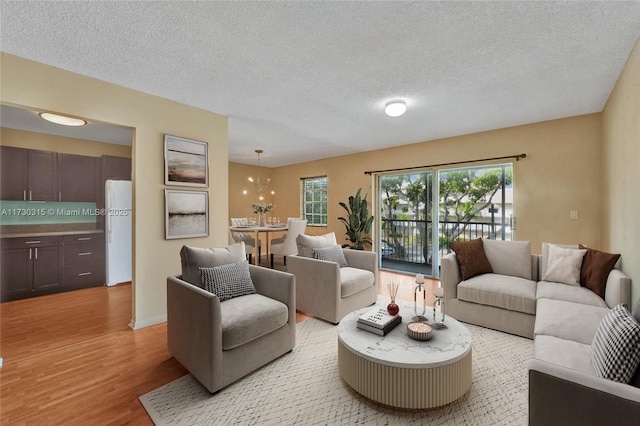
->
604;268;632;308
342;249;378;274
441;252;461;300
529;358;640;426
250;265;296;326
166;275;222;392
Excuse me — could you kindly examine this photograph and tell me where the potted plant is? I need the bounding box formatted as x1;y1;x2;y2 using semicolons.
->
338;187;374;250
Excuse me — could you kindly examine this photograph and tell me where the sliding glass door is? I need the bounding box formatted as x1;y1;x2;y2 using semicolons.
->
377;163;513;277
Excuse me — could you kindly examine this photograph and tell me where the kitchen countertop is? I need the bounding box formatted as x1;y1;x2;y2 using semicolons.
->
0;223;104;238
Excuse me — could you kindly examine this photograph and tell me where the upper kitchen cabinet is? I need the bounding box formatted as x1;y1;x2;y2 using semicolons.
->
58;153;98;202
0;146;58;201
101;155;131;181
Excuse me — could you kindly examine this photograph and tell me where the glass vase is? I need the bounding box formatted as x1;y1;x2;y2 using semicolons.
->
258;212;266;227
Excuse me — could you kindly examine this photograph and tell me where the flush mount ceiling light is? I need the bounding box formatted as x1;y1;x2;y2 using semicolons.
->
384;100;407;117
39;112;87;126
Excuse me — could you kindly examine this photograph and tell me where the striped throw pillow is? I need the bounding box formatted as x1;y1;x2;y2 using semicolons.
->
312;245;348;267
590;303;640;383
199;260;256;301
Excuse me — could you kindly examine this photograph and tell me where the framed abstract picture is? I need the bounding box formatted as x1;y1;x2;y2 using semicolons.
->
165;189;209;239
164;134;208;187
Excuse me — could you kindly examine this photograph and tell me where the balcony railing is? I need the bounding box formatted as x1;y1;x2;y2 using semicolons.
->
380;218;511;272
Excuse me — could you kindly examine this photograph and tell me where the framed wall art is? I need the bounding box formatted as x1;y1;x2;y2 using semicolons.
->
165;189;209;239
164;134;208;187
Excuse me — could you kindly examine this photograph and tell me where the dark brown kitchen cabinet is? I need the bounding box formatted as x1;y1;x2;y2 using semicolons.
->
0;236;63;302
0;146;58;201
58;153;98;202
0;146;27;200
63;233;105;289
101;155;131;181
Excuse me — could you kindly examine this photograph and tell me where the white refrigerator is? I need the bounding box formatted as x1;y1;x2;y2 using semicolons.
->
105;180;132;286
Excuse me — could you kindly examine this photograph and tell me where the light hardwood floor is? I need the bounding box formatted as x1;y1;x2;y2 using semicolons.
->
0;271;438;425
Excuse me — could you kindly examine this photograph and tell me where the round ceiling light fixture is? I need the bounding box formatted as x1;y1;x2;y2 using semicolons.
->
39;112;87;127
384;100;407;117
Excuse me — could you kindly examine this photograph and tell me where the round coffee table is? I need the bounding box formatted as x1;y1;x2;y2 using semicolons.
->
338;301;472;409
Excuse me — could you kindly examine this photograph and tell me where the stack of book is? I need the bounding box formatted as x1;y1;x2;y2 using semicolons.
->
356;307;402;336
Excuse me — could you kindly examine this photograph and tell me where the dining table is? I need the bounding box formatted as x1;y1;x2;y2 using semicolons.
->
229;224;288;265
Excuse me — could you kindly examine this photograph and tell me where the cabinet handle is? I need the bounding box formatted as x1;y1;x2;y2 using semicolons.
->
29;190;32;201
29;248;32;260
79;252;92;256
25;240;42;244
23;190;26;201
35;248;38;259
78;272;92;276
77;237;92;241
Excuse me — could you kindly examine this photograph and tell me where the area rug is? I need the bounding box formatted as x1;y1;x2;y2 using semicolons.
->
140;317;533;425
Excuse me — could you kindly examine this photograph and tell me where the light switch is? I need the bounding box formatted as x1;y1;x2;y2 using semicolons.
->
570;210;579;220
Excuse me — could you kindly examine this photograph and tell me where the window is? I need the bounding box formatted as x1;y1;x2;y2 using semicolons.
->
300;176;327;226
377;163;513;278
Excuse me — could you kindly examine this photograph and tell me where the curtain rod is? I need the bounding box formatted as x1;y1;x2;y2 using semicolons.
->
364;153;527;175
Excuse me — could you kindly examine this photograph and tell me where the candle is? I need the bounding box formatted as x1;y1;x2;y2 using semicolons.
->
434;286;444;298
416;273;424;284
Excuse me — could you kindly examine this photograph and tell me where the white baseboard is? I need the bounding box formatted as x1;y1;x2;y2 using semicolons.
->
128;314;167;330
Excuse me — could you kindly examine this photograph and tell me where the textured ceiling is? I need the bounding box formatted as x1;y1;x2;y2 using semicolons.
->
1;1;640;167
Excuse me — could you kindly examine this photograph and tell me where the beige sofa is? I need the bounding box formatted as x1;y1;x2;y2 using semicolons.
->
441;240;631;339
441;239;639;424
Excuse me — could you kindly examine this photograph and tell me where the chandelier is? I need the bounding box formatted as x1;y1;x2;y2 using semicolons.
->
246;149;273;201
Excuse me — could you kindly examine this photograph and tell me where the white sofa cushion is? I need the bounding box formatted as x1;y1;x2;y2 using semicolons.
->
340;267;375;298
537;281;608;308
541;242;578;278
534;335;595;376
535;298;609;345
482;239;532;280
457;273;537;314
542;244;587;286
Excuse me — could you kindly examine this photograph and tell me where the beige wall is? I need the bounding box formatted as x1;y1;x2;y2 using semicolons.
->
1;53;228;328
0;127;132;157
232;113;604;255
602;37;640;305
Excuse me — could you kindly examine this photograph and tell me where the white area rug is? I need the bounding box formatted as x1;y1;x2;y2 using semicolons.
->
140;318;533;425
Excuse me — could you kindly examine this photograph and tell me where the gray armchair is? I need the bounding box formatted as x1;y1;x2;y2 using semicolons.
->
167;246;295;393
288;248;377;324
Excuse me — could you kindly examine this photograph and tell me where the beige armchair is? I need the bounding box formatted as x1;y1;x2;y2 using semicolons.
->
167;244;296;393
288;235;377;323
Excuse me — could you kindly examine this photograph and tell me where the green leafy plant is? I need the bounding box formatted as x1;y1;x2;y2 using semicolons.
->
338;187;375;250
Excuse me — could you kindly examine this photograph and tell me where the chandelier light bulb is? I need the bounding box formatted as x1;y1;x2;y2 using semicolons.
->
384;100;407;117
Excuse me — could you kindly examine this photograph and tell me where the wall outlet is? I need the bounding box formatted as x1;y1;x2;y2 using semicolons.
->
570;210;579;220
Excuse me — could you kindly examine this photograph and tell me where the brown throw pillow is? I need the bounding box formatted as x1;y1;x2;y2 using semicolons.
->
579;244;620;299
451;238;493;280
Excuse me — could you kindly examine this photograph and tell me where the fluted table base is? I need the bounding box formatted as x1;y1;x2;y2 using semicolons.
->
338;334;472;409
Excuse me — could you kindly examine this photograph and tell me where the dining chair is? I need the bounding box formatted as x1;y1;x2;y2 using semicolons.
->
230;217;261;262
270;218;307;269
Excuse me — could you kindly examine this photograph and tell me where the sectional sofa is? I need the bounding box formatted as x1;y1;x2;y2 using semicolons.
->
441;239;640;425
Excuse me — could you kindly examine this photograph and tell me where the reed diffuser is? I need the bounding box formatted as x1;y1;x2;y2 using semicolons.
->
387;281;400;316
